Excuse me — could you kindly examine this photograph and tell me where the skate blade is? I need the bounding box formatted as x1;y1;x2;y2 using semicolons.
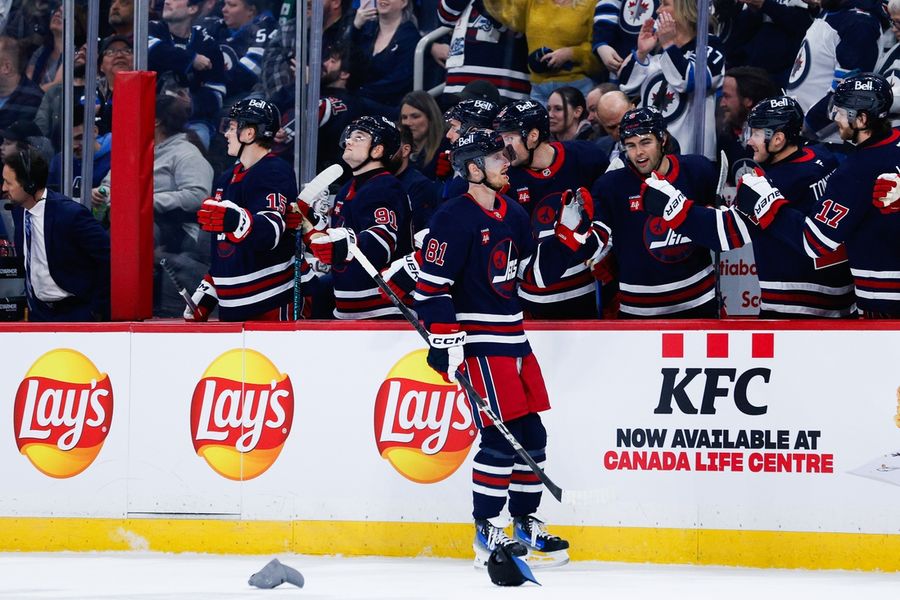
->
522;549;569;569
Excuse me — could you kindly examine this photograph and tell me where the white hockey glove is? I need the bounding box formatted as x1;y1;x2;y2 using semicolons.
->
381;251;421;300
309;227;357;264
197;199;253;242
734;168;787;229
183;275;218;321
427;324;466;384
554;187;594;250
640;172;693;228
873;173;900;214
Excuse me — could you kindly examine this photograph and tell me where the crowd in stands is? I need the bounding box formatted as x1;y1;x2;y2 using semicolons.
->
0;0;899;321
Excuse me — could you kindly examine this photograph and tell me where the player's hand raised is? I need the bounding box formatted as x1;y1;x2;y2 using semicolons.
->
873;173;900;214
735;168;787;229
640;171;693;229
555;187;594;250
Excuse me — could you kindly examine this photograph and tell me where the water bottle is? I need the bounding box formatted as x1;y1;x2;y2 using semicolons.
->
93;185;109;221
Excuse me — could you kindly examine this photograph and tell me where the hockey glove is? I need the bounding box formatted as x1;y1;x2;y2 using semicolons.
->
873;173;900;214
286;196;329;243
183;275;218;321
734;168;787;229
435;150;453;180
640;172;693;229
427;324;466;384
554;187;594;251
381;251;421;300
198;199;253;242
309;227;357;264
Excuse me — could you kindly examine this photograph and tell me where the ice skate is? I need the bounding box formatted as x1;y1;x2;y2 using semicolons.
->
473;517;527;568
514;514;570;568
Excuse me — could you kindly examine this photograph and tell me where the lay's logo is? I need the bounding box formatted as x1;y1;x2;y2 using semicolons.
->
14;349;114;478
374;350;476;483
190;349;294;481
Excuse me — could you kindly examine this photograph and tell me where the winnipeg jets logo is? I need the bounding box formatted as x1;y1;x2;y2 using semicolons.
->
787;41;810;89
621;0;656;33
643;217;694;263
642;73;685;122
488;239;518;298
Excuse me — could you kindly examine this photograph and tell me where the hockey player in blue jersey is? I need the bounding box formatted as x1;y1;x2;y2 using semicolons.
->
441;98;502;204
733;73;900;318
307;116;411;319
186;97;298;322
414;130;591;568
494;99;609;318
639;96;857;317
587;107;719;317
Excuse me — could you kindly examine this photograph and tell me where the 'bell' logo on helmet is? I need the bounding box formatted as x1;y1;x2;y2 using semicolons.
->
770;98;790;108
855;80;874;91
473;100;493;110
248;98;267;108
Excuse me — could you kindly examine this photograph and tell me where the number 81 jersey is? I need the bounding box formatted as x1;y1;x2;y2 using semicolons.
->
414;192;578;358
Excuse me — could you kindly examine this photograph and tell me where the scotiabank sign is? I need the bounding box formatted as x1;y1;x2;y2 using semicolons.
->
603;332;835;475
374;350;476;483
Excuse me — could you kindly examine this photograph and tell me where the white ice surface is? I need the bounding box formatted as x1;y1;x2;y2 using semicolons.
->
0;553;897;600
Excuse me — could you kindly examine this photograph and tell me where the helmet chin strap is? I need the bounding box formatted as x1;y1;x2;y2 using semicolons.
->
522;133;537;168
469;160;505;192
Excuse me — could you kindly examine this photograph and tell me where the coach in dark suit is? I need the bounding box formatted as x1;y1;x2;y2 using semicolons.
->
2;149;110;321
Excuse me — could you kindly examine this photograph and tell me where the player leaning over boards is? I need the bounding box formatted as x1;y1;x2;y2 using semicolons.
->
185;97;298;322
638;96;857;318
413;130;591;568
493;99;609;319
732;73;900;318
586;107;719;318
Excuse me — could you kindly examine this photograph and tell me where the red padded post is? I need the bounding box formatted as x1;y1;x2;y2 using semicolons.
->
110;71;156;320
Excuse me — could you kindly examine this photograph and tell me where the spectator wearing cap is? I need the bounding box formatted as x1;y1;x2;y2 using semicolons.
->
108;0;135;39
348;0;421;109
483;0;603;106
47;101;112;201
447;78;502;108
0;36;43;131
95;35;134;136
0;120;52;165
437;0;531;103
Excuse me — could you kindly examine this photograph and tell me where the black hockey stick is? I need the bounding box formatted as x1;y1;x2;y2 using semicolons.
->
346;243;600;506
714;150;729;316
159;258;198;316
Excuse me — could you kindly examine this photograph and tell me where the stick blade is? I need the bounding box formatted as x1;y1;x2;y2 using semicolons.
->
561;488;608;507
298;164;345;203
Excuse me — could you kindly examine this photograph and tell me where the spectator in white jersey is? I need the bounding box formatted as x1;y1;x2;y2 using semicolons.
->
617;0;724;159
